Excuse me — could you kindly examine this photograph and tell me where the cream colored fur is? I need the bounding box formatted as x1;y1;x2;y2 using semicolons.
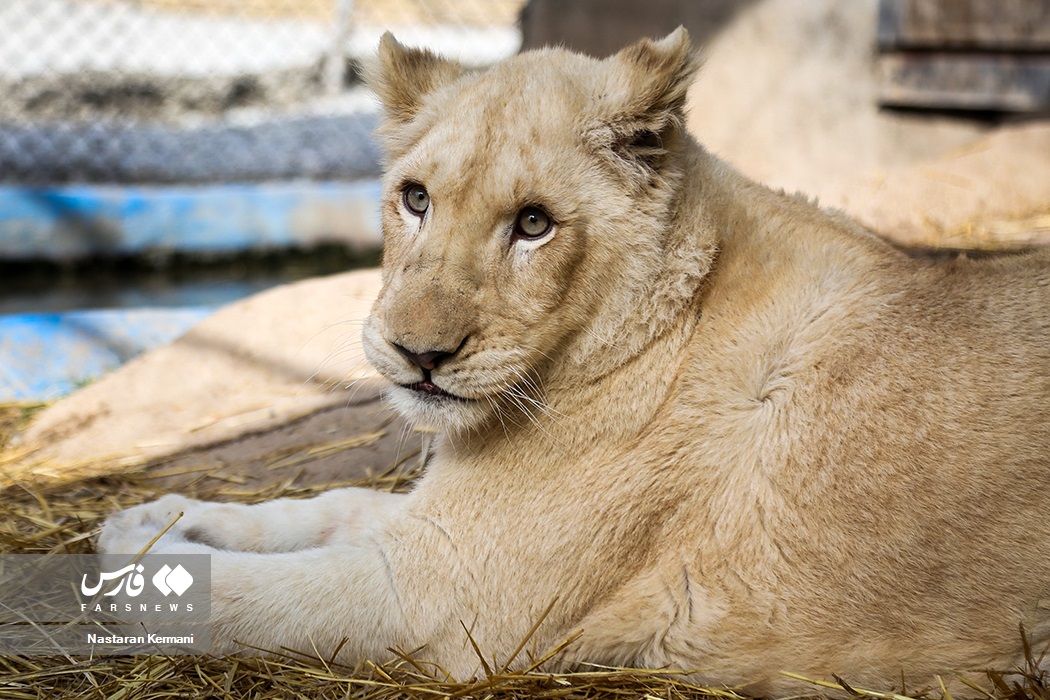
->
100;30;1050;695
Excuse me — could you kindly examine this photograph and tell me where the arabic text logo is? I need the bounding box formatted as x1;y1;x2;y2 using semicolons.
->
81;563;194;598
81;564;146;597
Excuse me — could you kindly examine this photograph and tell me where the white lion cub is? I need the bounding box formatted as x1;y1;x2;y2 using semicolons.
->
101;29;1050;694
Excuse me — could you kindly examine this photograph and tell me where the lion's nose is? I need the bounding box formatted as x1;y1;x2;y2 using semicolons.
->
392;343;458;372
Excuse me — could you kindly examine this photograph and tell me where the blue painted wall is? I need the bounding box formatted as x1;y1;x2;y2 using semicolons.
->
0;180;382;260
0;308;214;401
0;180;385;400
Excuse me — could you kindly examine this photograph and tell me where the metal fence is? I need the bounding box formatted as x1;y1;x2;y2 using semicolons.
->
0;0;526;184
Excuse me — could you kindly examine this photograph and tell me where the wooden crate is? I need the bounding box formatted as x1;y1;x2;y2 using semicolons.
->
877;0;1050;112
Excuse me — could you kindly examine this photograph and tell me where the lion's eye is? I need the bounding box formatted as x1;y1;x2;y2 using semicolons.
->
402;184;430;216
514;206;553;240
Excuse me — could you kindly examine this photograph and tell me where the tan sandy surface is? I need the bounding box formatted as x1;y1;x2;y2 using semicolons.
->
1;270;390;486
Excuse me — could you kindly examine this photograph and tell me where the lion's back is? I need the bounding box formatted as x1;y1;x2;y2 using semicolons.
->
669;224;1050;687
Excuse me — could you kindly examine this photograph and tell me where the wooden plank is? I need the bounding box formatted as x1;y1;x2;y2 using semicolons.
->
129;0;335;20
879;53;1050;111
878;0;1050;51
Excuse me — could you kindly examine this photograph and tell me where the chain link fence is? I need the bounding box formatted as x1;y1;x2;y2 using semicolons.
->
0;0;526;184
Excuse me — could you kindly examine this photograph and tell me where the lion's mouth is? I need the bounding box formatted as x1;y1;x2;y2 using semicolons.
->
403;380;470;402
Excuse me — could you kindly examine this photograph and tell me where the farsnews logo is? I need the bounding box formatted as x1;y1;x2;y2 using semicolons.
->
81;563;194;598
152;564;193;596
81;564;145;597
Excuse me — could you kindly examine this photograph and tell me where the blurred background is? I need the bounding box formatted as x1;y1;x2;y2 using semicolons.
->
0;0;525;401
0;0;525;317
1;0;1048;402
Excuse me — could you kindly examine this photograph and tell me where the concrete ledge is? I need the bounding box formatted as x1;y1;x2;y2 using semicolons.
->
5;269;383;484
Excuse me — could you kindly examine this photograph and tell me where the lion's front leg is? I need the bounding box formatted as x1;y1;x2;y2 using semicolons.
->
97;534;414;658
205;541;412;657
98;488;406;554
98;493;460;663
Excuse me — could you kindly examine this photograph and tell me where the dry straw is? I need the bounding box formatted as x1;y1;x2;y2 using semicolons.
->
0;406;1046;699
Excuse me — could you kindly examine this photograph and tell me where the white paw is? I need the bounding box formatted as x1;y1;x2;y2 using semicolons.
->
98;494;204;555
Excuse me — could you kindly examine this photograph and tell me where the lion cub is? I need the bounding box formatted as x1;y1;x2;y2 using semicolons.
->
101;29;1050;695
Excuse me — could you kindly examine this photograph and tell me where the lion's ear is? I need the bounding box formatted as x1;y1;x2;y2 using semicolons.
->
604;27;698;127
363;33;464;127
591;27;700;177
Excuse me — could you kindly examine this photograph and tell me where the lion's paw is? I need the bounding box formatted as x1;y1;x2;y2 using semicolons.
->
98;494;205;555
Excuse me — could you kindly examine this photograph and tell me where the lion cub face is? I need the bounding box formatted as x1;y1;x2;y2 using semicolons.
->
361;31;700;433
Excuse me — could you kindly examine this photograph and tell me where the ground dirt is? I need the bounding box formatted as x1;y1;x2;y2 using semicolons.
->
1;269;394;489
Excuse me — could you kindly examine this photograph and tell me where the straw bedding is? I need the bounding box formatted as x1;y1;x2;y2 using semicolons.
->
0;405;1046;700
